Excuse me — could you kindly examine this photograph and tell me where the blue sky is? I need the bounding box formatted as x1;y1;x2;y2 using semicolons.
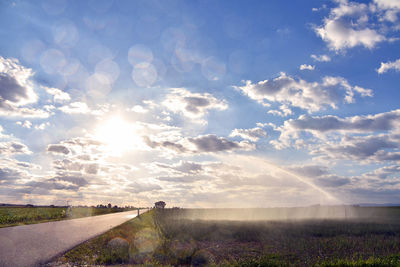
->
0;0;400;207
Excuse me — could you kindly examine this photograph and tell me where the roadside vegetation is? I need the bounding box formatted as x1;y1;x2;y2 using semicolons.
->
0;206;135;228
58;209;159;265
54;207;400;266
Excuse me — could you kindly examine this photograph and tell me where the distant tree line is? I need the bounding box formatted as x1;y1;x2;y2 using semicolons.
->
0;202;150;209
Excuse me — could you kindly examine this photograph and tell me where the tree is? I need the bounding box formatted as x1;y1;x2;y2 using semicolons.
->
154;201;166;209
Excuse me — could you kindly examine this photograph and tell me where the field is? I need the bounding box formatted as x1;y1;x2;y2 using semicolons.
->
52;206;400;266
0;206;134;228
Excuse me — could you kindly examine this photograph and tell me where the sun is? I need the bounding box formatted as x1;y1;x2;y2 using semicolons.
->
94;116;141;155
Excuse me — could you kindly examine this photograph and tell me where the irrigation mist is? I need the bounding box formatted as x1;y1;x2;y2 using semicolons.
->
169;206;398;222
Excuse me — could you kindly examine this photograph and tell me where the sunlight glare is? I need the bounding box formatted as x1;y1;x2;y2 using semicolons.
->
94;116;141;155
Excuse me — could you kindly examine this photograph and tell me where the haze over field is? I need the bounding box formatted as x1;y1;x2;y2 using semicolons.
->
0;0;400;208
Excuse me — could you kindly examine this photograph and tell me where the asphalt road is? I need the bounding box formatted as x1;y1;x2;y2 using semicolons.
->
0;209;146;267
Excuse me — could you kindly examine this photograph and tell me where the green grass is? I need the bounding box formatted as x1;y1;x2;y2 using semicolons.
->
53;207;400;266
67;207;131;218
0;206;134;228
0;207;66;227
228;255;400;267
61;210;160;265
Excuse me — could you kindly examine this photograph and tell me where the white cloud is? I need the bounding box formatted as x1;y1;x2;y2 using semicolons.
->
312;4;327;12
0;141;31;155
280;109;400;134
267;104;293;117
34;122;50;130
234;73;372;113
311;54;331;62
53;158;100;175
44;136;143;193
364;165;400;179
299;64;315;70
314;0;391;51
268;110;285;117
152;160;204;175
374;0;400;10
128;105;148;113
315;18;385;51
162;88;227;123
229;127;267;142
16;120;32;129
0;158;41;170
0;105;50;118
59;102;90;114
16;120;49;130
43;86;71;103
383;9;399;22
189;134;255;153
314;134;399;162
272;109;400;163
0;126;11;139
144;134;255;154
0;56;50;118
0;56;37;106
126;182;162;193
377;58;400;73
49;137;102;156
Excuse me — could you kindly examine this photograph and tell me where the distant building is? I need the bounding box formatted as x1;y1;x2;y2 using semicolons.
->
154;201;166;209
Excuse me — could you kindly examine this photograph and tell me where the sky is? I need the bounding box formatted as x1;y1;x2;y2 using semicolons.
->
0;0;400;208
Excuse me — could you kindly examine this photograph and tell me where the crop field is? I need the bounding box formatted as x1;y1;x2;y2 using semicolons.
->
52;206;400;266
0;206;132;228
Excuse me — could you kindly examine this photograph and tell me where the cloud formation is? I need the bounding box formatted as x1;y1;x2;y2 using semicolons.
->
364;165;400;179
0;167;25;182
189;134;254;153
273;110;400;163
45;137;104;168
377;58;400;73
311;54;331;62
299;64;315;70
314;0;400;51
47;144;70;155
0;57;50;118
59;102;91;114
282;109;400;133
229;127;267;142
154;160;204;174
315;134;399;161
235;73;372;112
267;104;293;117
50;173;89;188
163;88;227;122
0;142;31;155
43;86;71;103
144;134;255;154
0;56;37;106
315;0;385;51
126;182;162;193
16;120;32;129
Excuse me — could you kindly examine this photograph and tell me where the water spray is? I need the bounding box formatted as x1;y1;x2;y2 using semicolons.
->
262;160;340;204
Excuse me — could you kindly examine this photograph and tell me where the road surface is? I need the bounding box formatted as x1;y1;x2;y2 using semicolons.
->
0;209;146;267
